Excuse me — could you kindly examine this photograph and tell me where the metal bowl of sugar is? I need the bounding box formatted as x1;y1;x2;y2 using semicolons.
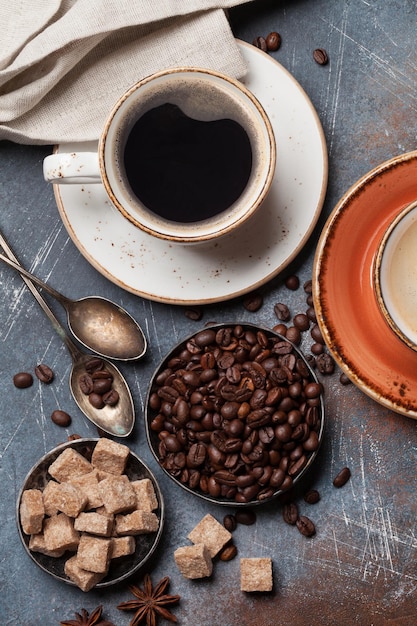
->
16;438;164;588
145;323;325;507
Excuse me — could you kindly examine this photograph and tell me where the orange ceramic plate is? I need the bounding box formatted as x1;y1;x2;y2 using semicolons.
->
313;151;417;419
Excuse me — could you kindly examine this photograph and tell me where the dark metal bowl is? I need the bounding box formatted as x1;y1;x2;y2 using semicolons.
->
145;323;325;507
16;438;164;587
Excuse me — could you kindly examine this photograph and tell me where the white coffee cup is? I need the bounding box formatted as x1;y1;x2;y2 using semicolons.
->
375;199;417;351
43;67;276;244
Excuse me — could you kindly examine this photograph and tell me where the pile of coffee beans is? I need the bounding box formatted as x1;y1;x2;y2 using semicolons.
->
79;357;119;409
148;324;323;504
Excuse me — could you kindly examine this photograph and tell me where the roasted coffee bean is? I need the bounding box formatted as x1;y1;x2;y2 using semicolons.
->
103;389;119;406
35;363;54;384
219;543;238;561
252;36;267;51
311;342;324;355
223;514;237;532
306;306;317;323
293;313;310;331
273;323;287;336
184;306;203;321
303;280;313;294
51;409;71;427
235;508;256;525
339;373;352;385
274;302;290;321
333;466;351;488
285;275;300;290
89;392;105;409
316;352;335;375
85;357;104;373
313;48;329;65
304;489;320;504
93;377;113;394
67;433;81;440
266;31;281;51
243;291;263;312
79;373;94;395
13;372;33;388
310;324;324;344
296;515;316;537
286;326;301;345
283;502;299;525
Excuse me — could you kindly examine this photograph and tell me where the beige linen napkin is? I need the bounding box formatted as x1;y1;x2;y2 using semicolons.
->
0;0;253;145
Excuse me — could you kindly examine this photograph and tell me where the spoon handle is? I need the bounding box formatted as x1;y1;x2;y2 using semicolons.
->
0;229;80;361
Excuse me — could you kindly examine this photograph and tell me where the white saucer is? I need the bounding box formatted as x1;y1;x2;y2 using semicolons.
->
54;41;328;305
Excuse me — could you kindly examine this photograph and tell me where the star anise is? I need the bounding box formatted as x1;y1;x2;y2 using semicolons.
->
117;574;180;626
60;605;115;626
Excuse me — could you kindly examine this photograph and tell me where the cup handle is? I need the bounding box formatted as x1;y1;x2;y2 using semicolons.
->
43;152;101;185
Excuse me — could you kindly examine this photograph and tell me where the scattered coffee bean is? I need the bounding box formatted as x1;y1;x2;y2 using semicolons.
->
285;275;300;290
273;323;287;336
235;509;257;525
219;543;238;561
34;363;54;384
339;373;352;385
306;306;317;323
303;280;313;294
333;467;351;488
286;326;301;345
252;36;267;52
296;515;316;537
184;306;203;321
310;324;324;344
313;48;329;65
103;389;120;406
67;433;82;441
311;342;324;355
293;313;310;331
13;372;33;389
266;31;281;51
243;292;263;312
283;502;299;525
316;352;335;375
223;514;237;532
304;489;320;504
274;302;290;321
51;409;72;427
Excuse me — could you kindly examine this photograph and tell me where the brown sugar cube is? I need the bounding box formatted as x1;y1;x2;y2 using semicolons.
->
188;513;232;558
20;489;44;535
115;510;159;536
43;513;79;552
42;480;61;516
174;543;213;579
29;533;65;558
52;482;88;518
48;448;92;483
91;438;130;475
74;512;114;537
76;535;112;574
69;470;103;509
132;478;158;511
240;558;273;592
98;474;136;514
65;555;105;592
110;536;136;559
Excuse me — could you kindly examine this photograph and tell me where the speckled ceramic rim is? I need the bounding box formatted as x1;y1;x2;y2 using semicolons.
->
145;323;325;507
16;438;165;588
374;200;417;352
99;67;276;244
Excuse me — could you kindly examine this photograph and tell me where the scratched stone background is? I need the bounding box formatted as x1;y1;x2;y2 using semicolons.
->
1;1;417;624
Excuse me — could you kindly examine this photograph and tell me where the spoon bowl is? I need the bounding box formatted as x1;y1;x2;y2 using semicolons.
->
0;252;147;361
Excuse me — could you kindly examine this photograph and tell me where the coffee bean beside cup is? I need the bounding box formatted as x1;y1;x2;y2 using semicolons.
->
375;200;417;351
43;68;276;244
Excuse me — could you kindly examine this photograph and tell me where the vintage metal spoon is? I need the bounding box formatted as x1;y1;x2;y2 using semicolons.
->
0;253;146;362
0;236;135;437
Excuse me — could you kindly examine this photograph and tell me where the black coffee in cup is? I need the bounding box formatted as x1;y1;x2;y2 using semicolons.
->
123;103;252;223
